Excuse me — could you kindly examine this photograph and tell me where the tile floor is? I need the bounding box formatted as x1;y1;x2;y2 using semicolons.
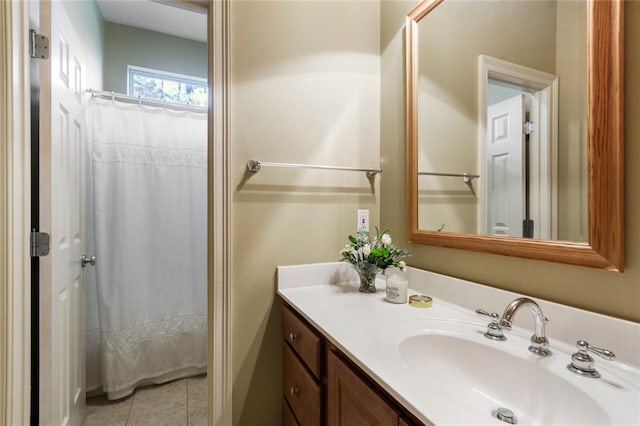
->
83;375;207;426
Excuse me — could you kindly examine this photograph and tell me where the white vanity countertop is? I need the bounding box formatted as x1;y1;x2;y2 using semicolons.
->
277;262;640;425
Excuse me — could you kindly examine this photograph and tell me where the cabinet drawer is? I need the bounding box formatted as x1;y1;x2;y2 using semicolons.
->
282;304;323;378
283;342;322;426
283;398;300;426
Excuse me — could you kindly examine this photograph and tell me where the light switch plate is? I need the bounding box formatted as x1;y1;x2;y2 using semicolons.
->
357;209;369;233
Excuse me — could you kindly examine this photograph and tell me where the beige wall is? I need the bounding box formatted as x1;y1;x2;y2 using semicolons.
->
381;0;640;323
231;1;380;424
556;2;588;241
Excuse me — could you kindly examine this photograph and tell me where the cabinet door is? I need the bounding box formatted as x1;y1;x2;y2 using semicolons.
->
327;350;399;425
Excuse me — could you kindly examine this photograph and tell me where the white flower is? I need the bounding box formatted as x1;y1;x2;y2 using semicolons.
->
398;261;406;270
362;244;371;256
381;233;392;245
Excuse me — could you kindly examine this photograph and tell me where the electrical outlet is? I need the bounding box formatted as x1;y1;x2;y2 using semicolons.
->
357;209;369;233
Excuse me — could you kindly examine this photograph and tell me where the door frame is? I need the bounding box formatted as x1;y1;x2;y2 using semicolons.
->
207;0;233;424
0;0;233;424
0;1;32;425
477;55;559;239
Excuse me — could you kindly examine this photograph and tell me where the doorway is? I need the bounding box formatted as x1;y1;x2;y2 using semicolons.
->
2;1;230;424
33;2;222;424
477;55;559;240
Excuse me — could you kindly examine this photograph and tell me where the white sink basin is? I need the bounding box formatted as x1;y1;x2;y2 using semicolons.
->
380;319;640;425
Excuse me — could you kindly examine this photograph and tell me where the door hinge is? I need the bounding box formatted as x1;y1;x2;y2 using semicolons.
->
29;29;49;60
522;219;534;239
522;121;535;135
30;230;50;257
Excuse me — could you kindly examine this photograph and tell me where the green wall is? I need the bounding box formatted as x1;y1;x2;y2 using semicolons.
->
62;0;104;90
103;22;207;94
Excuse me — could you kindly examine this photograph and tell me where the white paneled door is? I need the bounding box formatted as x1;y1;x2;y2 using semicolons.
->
486;94;525;238
40;1;86;425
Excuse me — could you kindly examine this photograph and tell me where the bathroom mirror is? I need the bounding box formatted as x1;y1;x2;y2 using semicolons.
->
406;0;624;271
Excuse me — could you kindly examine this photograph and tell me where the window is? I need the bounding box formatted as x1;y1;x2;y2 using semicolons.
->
127;65;208;107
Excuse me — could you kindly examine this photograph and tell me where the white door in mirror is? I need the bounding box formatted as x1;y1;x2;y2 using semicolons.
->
486;94;525;237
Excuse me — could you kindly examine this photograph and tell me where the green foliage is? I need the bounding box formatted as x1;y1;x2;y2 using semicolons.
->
131;74;208;107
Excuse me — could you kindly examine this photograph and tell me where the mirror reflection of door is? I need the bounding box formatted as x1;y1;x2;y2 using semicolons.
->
486;93;526;238
477;55;560;241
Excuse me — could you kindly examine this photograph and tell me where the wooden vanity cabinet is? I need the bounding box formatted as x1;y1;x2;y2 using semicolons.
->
327;350;398;425
281;301;423;426
283;398;300;426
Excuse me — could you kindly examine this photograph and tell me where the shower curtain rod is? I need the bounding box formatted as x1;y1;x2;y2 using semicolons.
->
86;89;207;113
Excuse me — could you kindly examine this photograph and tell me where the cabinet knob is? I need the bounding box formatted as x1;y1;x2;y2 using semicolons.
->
289;386;299;397
288;332;298;343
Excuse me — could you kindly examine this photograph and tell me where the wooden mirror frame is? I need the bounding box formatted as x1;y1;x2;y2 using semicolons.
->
406;0;624;271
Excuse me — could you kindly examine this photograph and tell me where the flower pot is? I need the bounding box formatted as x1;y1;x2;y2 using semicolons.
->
355;264;380;293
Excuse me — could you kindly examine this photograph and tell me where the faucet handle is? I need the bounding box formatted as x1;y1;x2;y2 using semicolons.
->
475;308;499;319
577;340;615;360
567;340;615;378
475;309;506;341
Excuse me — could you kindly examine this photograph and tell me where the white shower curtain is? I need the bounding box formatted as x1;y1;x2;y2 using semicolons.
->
84;98;207;399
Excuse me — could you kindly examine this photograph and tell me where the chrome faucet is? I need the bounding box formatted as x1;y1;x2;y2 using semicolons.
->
499;297;551;356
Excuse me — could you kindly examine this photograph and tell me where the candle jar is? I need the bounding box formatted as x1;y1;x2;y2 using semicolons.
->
385;267;408;303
